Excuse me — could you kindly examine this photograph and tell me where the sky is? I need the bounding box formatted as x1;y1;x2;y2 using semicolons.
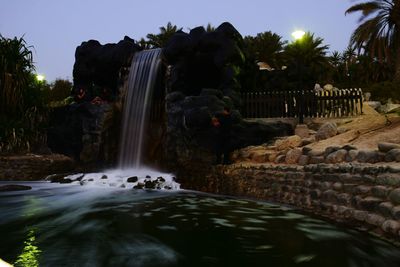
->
1;0;360;82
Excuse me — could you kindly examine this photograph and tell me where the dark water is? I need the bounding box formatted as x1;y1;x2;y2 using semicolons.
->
1;182;400;267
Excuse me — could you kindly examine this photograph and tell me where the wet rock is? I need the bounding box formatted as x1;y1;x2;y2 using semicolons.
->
145;175;151;179
378;142;400;153
144;180;157;189
156;176;166;182
59;178;73;184
46;173;71;183
315;122;337;141
101;175;108;179
127;176;138;183
0;184;32;191
133;183;144;189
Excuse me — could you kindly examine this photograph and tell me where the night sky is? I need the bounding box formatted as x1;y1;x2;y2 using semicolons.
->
1;0;359;82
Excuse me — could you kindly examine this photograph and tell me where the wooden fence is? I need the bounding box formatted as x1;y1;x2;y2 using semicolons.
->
241;88;363;119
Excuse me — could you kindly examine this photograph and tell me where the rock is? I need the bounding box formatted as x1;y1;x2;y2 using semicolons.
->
378;202;394;217
301;137;315;146
298;155;309;166
294;124;309;138
59;178;73;184
324;146;341;158
145;180;157;189
342;145;357;151
389;189;400;205
366;214;385;226
157;176;166;182
133;183;144;189
0;184;32;191
309;156;325;164
353;210;368;221
345;150;359;162
285;148;302;164
376;174;400;186
337;127;348;134
315;122;337;141
378;142;400;153
356;150;380;163
359;197;381;211
101;175;108;179
372;186;390;198
274;155;286;164
326;149;347;163
392;206;400;220
365;101;381;110
275;135;302;151
382;220;400;234
145;175;151;179
127;176;138;183
385;149;400;162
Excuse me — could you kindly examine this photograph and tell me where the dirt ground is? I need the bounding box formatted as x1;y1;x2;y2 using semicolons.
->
306;104;400;152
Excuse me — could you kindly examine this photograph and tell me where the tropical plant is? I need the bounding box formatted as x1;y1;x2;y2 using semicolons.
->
146;22;182;48
282;32;330;89
0;35;35;116
345;0;400;81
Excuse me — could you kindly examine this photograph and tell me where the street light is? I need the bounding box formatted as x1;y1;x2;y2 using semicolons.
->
292;30;305;40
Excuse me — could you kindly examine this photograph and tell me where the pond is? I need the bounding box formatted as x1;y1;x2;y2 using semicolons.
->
1;178;400;267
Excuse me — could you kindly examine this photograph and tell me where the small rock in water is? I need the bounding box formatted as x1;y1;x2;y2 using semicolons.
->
145;175;151;179
127;176;138;183
101;175;108;179
88;178;94;182
157;176;166;182
145;180;157;189
120;184;126;188
133;183;144;189
0;184;32;191
59;178;73;184
164;186;172;190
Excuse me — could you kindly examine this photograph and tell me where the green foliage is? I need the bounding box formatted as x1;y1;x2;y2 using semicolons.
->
282;32;330;90
0;36;49;154
364;80;400;103
145;22;182;48
346;0;400;81
14;230;41;267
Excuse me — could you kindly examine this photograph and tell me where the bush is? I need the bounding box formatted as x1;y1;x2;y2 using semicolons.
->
364;81;400;104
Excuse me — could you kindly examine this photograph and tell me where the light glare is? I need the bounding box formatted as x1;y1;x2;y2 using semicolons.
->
292;30;305;40
36;74;45;82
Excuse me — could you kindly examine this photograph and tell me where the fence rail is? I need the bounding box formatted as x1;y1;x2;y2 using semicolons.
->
241;88;363;119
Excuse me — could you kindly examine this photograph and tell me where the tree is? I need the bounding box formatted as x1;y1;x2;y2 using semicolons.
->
345;0;400;81
282;32;330;89
0;35;35;116
146;22;182;48
243;31;285;69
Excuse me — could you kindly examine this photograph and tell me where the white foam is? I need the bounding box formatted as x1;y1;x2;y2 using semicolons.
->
64;167;180;190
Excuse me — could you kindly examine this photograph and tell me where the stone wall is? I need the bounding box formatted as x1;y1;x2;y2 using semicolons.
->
179;162;400;242
0;154;75;181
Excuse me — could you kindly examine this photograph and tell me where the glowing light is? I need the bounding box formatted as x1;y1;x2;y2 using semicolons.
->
36;74;45;82
292;30;305;40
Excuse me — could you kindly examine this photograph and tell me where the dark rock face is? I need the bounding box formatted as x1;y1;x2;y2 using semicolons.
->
47;102;120;166
162;22;293;172
73;36;141;102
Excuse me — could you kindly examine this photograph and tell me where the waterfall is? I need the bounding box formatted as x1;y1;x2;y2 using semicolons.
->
118;48;162;169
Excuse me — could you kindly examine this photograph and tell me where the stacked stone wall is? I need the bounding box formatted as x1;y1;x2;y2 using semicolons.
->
180;162;400;242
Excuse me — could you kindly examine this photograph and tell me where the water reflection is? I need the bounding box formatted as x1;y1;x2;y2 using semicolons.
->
0;182;399;267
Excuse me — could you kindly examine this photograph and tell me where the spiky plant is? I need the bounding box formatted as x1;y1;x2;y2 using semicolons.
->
345;0;400;81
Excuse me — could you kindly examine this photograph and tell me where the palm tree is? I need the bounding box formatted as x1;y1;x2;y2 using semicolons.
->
283;32;330;89
345;0;400;81
146;22;182;48
243;31;286;69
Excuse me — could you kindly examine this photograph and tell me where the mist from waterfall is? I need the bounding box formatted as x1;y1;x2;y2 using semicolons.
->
118;49;162;169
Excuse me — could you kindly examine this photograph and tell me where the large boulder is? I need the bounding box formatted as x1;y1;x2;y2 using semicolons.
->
315;122;338;141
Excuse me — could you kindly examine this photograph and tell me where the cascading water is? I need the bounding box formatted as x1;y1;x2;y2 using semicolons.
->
118;48;162;169
56;48;179;190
